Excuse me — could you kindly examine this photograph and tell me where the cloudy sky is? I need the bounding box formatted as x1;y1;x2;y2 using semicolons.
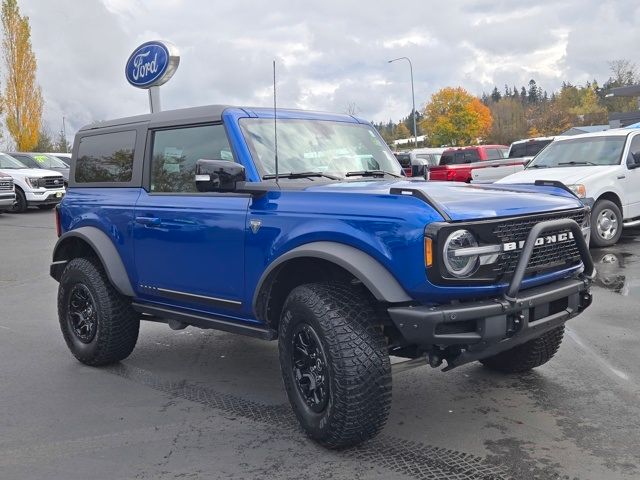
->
9;0;640;141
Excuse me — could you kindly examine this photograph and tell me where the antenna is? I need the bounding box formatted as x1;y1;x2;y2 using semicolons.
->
273;59;279;183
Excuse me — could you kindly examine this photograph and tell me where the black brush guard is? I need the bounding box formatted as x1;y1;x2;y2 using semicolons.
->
387;219;595;370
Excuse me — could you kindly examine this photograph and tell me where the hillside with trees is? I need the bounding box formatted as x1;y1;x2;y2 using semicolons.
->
377;60;639;148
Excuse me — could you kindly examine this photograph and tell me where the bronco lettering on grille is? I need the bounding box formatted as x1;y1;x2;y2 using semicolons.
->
503;231;574;252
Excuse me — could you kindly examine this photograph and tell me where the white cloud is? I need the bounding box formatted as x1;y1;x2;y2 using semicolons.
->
6;0;638;141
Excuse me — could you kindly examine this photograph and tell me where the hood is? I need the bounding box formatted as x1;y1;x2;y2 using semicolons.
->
303;179;583;221
496;165;614;185
0;167;65;178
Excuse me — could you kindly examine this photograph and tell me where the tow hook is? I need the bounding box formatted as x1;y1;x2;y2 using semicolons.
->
579;292;593;312
506;313;525;337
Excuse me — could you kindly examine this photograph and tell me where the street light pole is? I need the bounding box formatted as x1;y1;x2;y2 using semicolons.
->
388;56;417;148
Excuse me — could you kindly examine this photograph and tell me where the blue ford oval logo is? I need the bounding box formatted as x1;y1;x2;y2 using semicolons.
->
125;41;180;89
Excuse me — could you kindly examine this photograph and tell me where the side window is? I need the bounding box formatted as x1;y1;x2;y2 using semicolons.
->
463;150;480;163
486;148;501;160
76;131;136;183
628;135;640;167
150;124;234;193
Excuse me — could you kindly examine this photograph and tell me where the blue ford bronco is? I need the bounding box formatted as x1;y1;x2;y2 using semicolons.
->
51;105;594;448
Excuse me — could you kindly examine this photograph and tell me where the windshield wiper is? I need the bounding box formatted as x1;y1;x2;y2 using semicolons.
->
527;164;549;168
262;171;341;180
558;161;598;166
345;170;401;178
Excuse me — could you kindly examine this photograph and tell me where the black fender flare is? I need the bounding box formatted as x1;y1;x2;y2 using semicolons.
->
252;241;412;315
51;226;135;297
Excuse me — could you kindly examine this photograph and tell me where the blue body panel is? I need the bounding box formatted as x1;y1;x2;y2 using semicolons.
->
59;106;587;325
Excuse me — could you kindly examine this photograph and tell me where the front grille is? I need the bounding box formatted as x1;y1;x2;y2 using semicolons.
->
42;176;65;189
493;209;586;277
0;178;13;191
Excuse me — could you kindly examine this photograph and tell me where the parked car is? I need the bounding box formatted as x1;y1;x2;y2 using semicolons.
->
44;152;72;167
0;152;65;212
473;137;555;184
497;129;640;247
394;148;443;177
428;144;508;182
0;171;16;213
51;105;593;449
8;152;70;185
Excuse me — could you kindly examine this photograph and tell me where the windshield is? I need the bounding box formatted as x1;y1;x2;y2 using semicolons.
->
528;136;626;168
29;153;69;169
0;153;28;169
240;119;402;177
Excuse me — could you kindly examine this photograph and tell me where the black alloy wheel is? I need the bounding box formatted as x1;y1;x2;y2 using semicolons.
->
291;323;329;413
67;284;98;343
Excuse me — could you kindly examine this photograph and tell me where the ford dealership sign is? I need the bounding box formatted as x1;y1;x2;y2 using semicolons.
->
125;40;180;89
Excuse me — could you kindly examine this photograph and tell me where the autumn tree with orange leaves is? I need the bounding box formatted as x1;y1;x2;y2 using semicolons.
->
1;0;43;151
420;87;492;147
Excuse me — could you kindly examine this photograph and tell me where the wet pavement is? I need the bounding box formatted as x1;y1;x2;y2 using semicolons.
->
1;210;639;480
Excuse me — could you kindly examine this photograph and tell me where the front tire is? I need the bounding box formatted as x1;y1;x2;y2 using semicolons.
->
58;258;139;366
480;326;565;373
10;188;27;213
278;283;392;449
591;199;622;247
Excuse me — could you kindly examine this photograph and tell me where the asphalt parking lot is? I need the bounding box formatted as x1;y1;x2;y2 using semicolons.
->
1;210;639;480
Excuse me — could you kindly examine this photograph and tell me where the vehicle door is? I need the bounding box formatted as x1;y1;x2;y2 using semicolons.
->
623;133;640;218
133;123;250;317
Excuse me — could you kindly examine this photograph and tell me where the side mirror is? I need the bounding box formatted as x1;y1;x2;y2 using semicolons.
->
628;152;640;170
195;159;246;192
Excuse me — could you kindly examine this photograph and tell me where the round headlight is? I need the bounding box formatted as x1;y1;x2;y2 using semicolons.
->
443;229;479;278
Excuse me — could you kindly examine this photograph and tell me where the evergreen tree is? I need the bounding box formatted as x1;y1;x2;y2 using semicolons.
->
527;79;539;103
490;86;501;102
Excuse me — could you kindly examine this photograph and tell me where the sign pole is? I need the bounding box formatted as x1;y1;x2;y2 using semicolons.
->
148;86;162;113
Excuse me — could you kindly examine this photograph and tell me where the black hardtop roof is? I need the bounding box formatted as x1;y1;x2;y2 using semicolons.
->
79;104;231;131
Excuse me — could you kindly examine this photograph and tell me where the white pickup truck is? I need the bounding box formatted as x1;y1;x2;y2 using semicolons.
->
0;153;65;212
497;129;640;247
472;137;554;184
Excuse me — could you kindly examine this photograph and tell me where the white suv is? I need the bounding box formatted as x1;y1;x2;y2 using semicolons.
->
497;129;640;247
0;152;65;213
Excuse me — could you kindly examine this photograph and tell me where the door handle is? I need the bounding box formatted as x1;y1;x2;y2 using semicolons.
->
135;216;161;226
617;175;626;179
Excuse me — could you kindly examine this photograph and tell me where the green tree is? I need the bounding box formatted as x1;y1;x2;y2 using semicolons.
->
1;0;43;151
395;122;411;139
32;126;54;152
55;128;70;152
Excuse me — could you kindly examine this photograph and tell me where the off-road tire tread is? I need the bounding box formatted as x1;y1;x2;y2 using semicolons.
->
58;257;139;366
279;282;392;449
480;326;565;373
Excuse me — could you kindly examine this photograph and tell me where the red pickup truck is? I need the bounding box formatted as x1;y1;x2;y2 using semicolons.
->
428;145;508;182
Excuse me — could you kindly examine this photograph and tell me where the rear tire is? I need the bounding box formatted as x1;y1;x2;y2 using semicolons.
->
480;326;565;373
591;199;622;247
10;188;27;213
278;283;392;449
58;257;139;366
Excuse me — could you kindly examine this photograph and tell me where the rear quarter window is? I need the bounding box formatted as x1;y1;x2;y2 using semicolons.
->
75;131;137;184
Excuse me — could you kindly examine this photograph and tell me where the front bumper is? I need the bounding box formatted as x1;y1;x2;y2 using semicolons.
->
388;218;595;370
26;189;65;205
0;192;16;209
